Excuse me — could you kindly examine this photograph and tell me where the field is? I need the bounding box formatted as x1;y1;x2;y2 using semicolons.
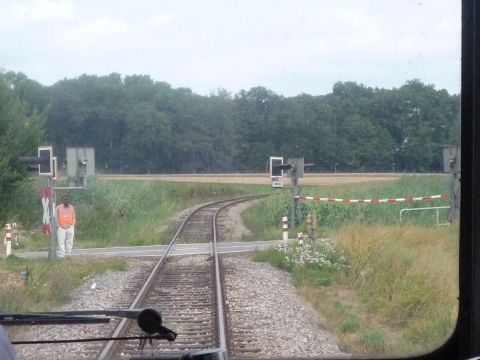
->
99;172;399;185
248;174;458;356
3;173;457;356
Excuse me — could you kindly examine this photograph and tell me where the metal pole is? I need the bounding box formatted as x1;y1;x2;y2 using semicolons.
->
449;156;456;222
295;182;302;225
311;211;317;254
48;176;56;261
290;174;299;229
399;206;450;224
290;185;295;229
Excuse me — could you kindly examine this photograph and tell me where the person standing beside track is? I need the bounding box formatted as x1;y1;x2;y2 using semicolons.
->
56;195;76;258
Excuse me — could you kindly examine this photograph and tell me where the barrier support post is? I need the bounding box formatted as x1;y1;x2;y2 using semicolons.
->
297;232;304;245
4;223;12;257
282;216;289;241
307;212;317;255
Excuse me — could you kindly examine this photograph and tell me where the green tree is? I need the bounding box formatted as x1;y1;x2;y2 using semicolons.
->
39;74;459;174
0;73;44;224
122;102;172;173
3;71;50;115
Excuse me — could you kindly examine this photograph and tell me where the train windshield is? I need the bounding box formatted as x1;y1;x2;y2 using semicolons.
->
0;0;460;359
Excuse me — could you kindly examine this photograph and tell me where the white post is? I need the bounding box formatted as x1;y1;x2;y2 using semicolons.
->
297;232;304;245
282;216;289;240
12;223;18;247
4;223;12;257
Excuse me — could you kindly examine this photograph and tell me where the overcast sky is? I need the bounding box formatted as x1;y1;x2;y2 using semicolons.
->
0;0;460;97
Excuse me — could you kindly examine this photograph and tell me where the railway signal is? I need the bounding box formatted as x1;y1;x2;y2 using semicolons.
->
52;156;58;180
38;146;53;176
269;156;284;178
18;146;53;176
268;156;314;229
442;145;460;222
18;146;57;260
286;158;314;229
270;156;286;188
18;146;92;261
66;147;95;187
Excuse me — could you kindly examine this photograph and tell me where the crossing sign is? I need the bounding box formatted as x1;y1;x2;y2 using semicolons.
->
41;188;52;234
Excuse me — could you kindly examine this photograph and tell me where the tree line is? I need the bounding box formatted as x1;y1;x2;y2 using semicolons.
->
2;71;459;177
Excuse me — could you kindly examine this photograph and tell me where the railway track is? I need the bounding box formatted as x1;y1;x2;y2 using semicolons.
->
97;194;267;359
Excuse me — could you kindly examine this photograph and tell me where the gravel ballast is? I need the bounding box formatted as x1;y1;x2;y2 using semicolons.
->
11;255;347;359
8;199;348;359
223;254;347;359
11;259;156;359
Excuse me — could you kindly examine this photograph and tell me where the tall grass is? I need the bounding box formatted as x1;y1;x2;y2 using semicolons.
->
336;223;458;353
251;176;458;355
23;178;268;249
242;192;290;240
251;175;458;355
254;223;458;355
0;255;127;312
244;175;451;240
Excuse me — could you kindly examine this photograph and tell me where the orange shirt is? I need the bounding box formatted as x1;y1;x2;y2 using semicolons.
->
57;204;75;226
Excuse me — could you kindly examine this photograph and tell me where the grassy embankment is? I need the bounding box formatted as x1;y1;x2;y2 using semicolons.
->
0;178;268;312
249;175;458;356
244;175;451;239
21;178;269;250
0;255;127;312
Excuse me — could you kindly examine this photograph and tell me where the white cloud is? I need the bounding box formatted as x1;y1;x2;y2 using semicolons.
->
149;13;174;27
0;0;460;96
0;0;74;26
71;18;130;35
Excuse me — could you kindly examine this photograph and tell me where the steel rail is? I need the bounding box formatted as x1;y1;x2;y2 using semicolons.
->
97;194;267;359
212;195;268;360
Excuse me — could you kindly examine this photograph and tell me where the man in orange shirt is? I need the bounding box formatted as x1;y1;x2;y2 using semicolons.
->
56;195;76;258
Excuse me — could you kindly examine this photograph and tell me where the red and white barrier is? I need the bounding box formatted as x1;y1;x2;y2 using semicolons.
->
282;216;289;240
295;194;448;203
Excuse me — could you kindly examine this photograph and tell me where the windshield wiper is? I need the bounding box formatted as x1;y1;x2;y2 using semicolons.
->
0;309;142;326
0;308;177;346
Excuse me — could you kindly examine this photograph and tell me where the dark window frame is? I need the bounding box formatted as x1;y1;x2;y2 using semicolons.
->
404;0;480;358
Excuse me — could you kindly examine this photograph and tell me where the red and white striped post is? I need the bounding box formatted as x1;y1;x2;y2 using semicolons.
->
282;216;289;240
4;223;12;257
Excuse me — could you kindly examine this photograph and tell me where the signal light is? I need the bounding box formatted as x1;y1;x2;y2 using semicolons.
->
52;156;58;180
270;156;284;178
38;146;53;176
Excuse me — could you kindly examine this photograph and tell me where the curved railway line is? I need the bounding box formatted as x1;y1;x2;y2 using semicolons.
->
97;194;267;359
